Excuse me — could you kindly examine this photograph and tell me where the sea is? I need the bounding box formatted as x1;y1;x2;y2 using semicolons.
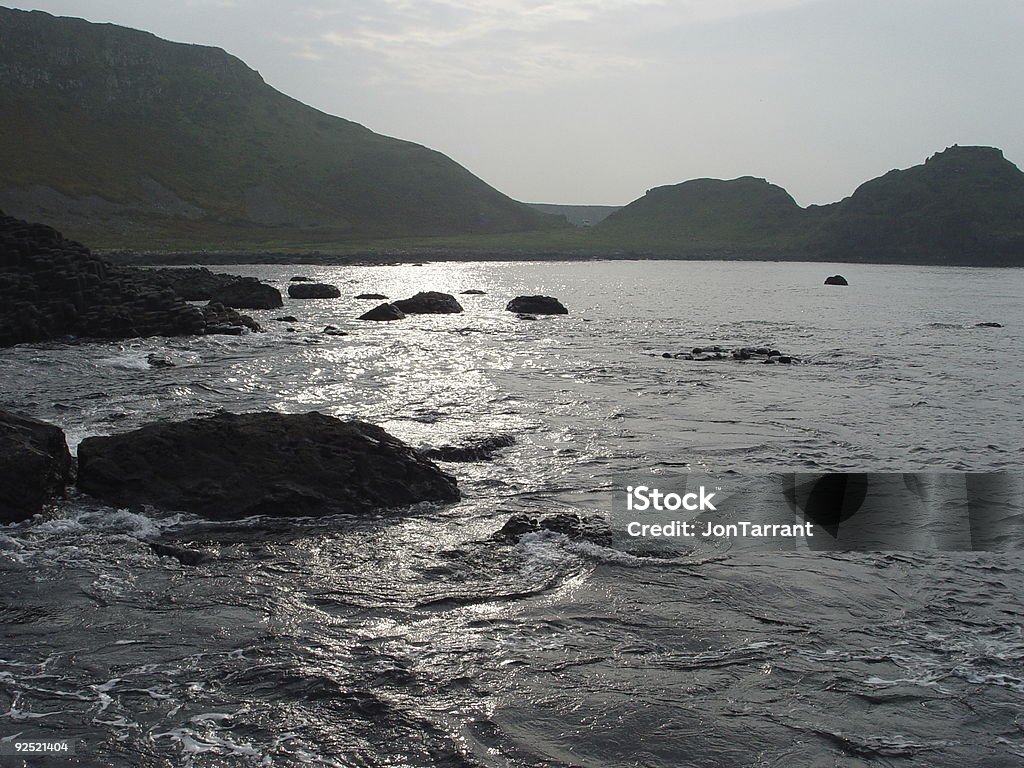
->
1;259;1023;767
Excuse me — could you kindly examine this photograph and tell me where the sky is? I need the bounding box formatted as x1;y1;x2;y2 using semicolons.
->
8;0;1024;206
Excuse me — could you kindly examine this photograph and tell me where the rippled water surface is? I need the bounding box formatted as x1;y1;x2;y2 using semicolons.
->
1;260;1023;766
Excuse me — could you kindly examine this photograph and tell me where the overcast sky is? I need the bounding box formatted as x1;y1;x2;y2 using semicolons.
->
9;0;1024;206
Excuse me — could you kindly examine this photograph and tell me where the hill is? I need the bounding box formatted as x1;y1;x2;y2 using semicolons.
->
592;147;1024;265
0;7;560;249
594;176;807;255
809;145;1024;265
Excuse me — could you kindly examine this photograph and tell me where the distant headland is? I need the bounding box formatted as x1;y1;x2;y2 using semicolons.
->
1;7;1022;266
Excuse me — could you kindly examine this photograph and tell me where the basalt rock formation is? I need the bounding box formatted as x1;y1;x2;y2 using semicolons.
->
77;411;460;519
0;409;72;523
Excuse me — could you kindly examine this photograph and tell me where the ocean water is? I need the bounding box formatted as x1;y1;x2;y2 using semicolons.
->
1;259;1023;766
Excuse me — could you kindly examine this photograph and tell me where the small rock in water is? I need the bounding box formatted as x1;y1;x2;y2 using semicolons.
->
516;313;538;321
355;293;388;300
290;276;313;282
422;435;515;462
461;289;486;295
274;316;298;322
506;295;568;315
493;512;612;546
975;322;1003;328
288;283;341;299
359;303;406;322
146;353;175;368
322;325;349;336
393;291;463;314
824;275;849;286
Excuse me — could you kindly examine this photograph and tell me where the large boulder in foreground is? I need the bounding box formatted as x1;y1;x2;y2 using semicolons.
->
288;283;341;299
0;410;72;523
505;295;568;314
393;291;463;314
76;411;459;519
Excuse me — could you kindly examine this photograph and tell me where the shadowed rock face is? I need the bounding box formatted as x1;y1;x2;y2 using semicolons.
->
211;278;282;309
0;409;72;523
359;303;406;321
392;292;463;314
76;411;459;519
505;295;568;315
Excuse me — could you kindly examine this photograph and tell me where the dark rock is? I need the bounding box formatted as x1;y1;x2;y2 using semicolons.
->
275;316;298;322
77;411;459;519
461;289;486;295
322;326;349;336
824;275;849;286
0;212;211;345
0;410;72;523
359;303;406;322
290;276;313;282
288;283;341;299
516;314;538;321
212;279;283;310
202;301;261;333
392;291;463;314
493;512;612;546
976;322;1003;328
149;541;209;566
506;296;568;314
422;435;515;462
355;293;388;300
146;353;175;368
142;267;241;301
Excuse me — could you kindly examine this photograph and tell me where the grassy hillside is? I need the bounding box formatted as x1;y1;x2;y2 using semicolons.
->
0;7;561;248
594;176;808;255
592;148;1024;265
808;145;1024;265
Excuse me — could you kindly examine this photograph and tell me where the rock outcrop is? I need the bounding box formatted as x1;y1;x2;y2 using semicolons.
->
0;409;72;523
494;512;612;546
506;296;568;315
392;291;464;314
0;212;209;345
422;435;515;462
211;279;282;309
77;411;460;519
0;212;259;345
359;303;406;322
288;283;341;299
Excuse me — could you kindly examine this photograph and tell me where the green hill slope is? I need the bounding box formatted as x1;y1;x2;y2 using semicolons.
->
809;145;1024;265
0;7;559;248
594;176;807;255
592;147;1024;265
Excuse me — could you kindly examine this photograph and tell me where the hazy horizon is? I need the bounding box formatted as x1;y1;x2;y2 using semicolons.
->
6;0;1023;207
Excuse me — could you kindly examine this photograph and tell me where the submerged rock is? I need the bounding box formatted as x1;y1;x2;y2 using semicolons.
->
355;293;388;300
506;296;568;314
494;512;612;546
0;410;72;523
290;276;313;282
975;322;1003;328
461;289;486;295
288;283;341;299
662;345;800;364
422;435;515;462
393;291;463;314
77;411;459;519
202;301;261;334
824;275;849;286
322;325;349;336
359;303;406;322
